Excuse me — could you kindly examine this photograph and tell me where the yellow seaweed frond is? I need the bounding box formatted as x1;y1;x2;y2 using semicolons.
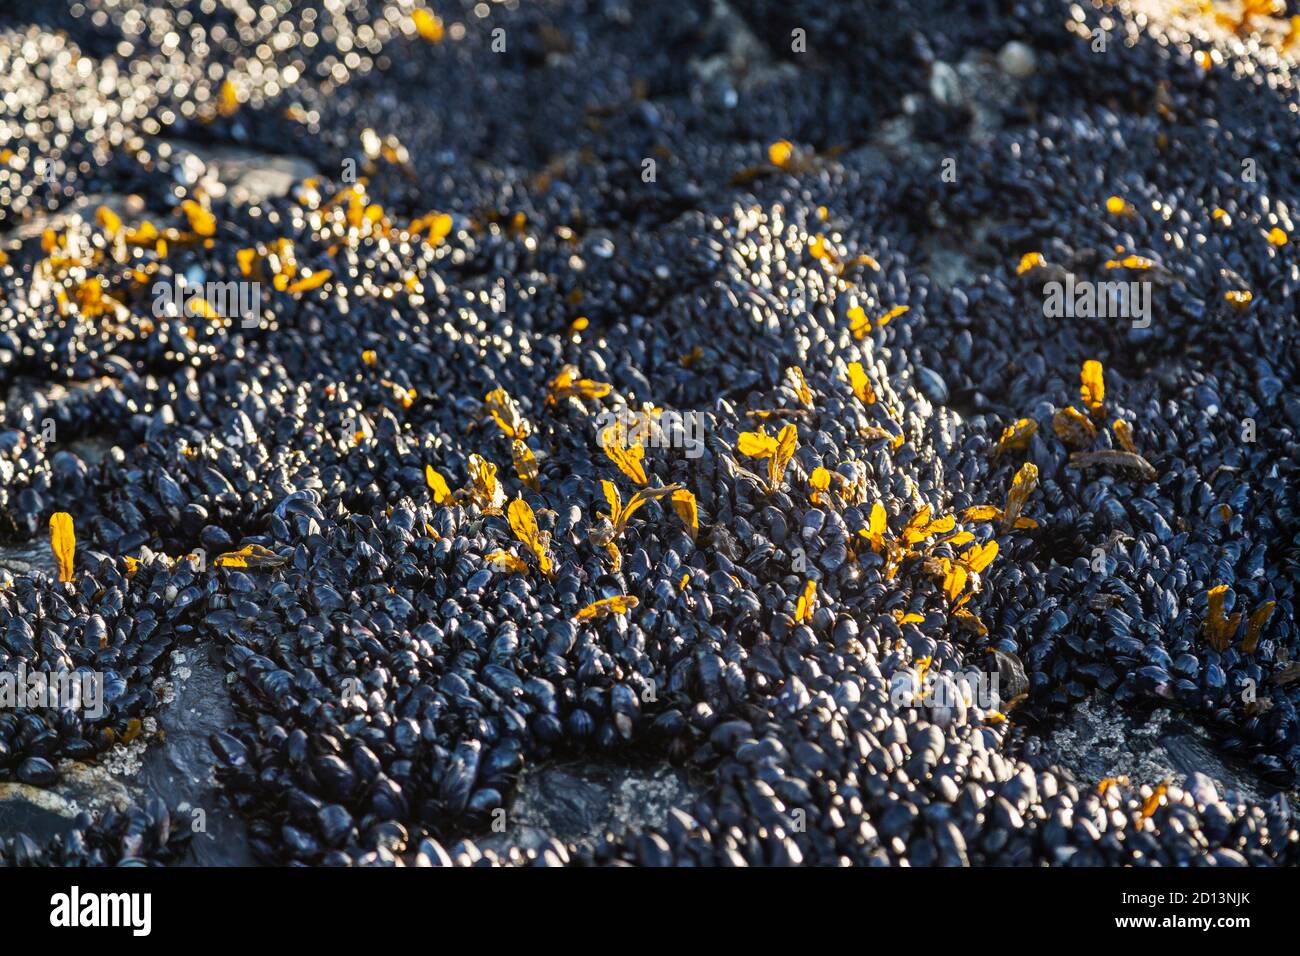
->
575;595;639;621
992;418;1037;458
507;497;554;577
50;512;75;583
847;361;876;405
512;440;540;491
214;544;287;569
1003;463;1038;531
671;489;698;541
426;465;455;505
485;387;531;440
1080;360;1105;416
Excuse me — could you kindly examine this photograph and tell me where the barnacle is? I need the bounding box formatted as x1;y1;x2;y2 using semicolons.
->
574;595;639;621
1080;360;1105;416
1053;406;1098;448
992;418;1037;458
795;580;816;623
214;544;288;569
512;440;540;491
588;516;618;565
847;362;876;405
49;512;75;583
507;497;554;578
1002;463;1039;531
484;387;531;440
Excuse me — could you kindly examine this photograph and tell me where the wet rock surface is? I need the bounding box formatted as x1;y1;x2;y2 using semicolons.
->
1;0;1298;866
1025;695;1293;806
138;646;252;865
478;760;701;856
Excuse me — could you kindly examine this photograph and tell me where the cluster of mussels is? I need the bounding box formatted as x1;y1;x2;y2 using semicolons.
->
1;798;191;867
1;0;1298;866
